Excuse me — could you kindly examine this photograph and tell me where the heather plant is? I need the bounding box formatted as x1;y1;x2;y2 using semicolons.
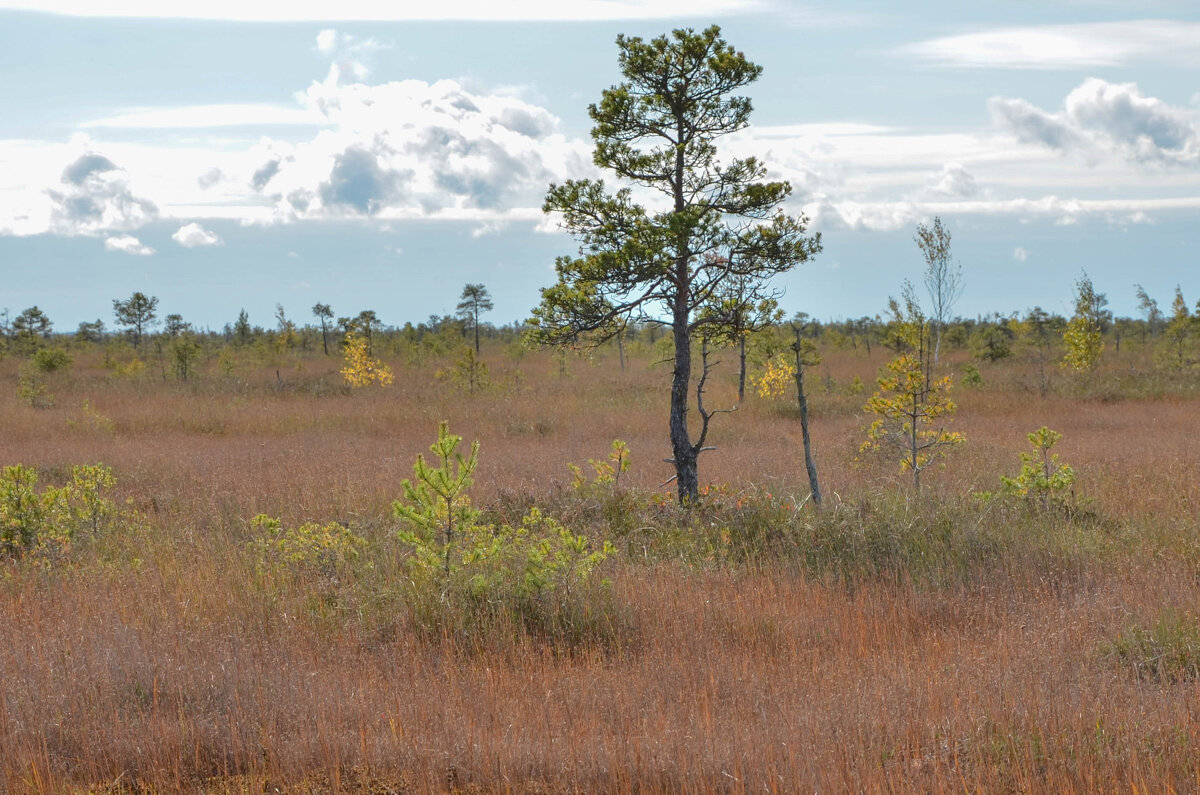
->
250;514;368;615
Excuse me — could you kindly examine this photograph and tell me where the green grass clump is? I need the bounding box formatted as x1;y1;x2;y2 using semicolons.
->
1103;609;1200;683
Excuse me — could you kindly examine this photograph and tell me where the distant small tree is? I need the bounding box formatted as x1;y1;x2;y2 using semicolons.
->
915;216;963;366
1162;286;1192;369
274;304;297;350
1062;272;1104;372
113;292;158;348
233;309;251;345
970;315;1015;362
341;332;394;388
456;284;494;354
341;310;381;355
75;319;105;344
700;263;782;402
312;303;334;355
171;333;201;380
13;306;53;347
1134;284;1163;343
164;313;190;337
1019;306;1057;398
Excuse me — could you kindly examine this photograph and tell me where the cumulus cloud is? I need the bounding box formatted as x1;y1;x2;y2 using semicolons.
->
318;144;406;214
172;222;222;247
104;234;155;255
46;151;158;236
1013;246;1028;262
988;97;1085;151
197;167;224;189
924;163;980;198
991;78;1200;166
250;159;281;190
240;69;590;223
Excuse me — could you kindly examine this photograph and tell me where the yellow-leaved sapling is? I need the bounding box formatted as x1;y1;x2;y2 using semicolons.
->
341;331;394;387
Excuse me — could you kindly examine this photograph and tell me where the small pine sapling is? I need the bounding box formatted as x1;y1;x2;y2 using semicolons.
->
861;354;964;490
569;439;631;493
392;421;480;575
999;426;1076;512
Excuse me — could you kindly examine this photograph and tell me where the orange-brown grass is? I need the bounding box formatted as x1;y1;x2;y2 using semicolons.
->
1;341;1199;792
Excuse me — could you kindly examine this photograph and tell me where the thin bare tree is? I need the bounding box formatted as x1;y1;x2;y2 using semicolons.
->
915;217;963;366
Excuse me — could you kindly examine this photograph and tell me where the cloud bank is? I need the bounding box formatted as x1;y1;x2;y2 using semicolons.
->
899;20;1200;69
990;78;1200;166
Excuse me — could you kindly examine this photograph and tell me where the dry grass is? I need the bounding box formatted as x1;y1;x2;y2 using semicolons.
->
2;341;1199;792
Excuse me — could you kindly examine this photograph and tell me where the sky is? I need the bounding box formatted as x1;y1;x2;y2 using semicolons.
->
2;0;1200;331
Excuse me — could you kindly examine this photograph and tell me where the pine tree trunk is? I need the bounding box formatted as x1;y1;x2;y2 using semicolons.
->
737;334;746;402
670;285;698;504
793;348;821;507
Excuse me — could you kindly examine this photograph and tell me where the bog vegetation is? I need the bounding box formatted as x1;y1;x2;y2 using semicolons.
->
4;24;1200;795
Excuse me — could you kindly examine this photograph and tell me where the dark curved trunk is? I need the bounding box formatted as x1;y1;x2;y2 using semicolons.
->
793;346;821;507
670;290;698;504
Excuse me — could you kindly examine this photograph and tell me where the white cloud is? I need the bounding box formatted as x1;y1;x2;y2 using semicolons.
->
172;222;222;247
898;20;1200;69
46;149;158;237
315;29;338;55
991;78;1200;166
104;234;155;255
0;0;765;20
81;104;325;129
801;195;1200;232
240;68;593;222
1013;246;1028;261
923;163;980;198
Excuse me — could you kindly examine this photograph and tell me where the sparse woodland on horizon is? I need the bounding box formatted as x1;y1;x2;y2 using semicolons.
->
5;25;1200;794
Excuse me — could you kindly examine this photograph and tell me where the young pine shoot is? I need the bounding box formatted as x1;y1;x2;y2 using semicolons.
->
392;421;480;575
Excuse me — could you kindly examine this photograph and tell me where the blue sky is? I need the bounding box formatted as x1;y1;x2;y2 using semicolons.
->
3;0;1199;331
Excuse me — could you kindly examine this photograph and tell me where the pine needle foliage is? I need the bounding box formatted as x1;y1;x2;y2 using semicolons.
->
861;355;964;490
393;421;480;576
999;426;1076;512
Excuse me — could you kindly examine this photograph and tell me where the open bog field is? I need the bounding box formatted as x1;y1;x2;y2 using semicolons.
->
2;341;1200;793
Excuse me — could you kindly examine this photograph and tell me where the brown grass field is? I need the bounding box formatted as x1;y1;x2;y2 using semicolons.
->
2;338;1200;792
